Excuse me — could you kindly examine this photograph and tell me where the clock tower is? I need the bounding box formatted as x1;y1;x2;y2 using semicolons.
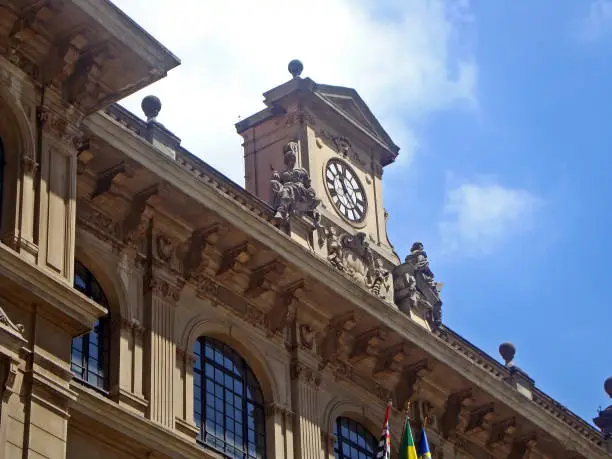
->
236;60;401;301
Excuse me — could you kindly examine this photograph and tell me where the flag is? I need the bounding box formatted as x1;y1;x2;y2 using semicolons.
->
376;402;392;459
417;428;432;459
399;416;418;459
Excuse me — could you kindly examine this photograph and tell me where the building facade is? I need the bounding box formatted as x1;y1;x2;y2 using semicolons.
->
0;1;609;458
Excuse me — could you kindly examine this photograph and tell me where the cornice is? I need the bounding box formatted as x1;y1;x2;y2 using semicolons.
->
71;383;212;459
0;243;106;334
83;111;607;457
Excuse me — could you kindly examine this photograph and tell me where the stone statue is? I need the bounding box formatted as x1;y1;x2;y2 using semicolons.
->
324;228;392;302
271;141;320;225
406;242;439;292
393;241;443;329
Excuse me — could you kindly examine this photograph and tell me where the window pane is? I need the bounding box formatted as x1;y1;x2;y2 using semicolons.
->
335;417;376;459
70;262;110;392
194;337;266;458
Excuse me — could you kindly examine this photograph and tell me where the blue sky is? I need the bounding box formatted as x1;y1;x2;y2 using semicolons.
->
385;0;612;423
113;0;611;424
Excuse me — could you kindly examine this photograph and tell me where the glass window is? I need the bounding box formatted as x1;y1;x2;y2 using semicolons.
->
334;417;377;459
71;261;110;392
194;337;266;459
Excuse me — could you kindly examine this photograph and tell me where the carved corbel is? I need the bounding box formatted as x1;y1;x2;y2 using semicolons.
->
181;224;222;280
319;312;357;369
266;280;304;334
394;360;430;411
487;418;517;450
373;342;412;378
244;260;286;298
507;433;537;459
464;403;495;436
41;26;92;86
90;161;136;200
349;328;388;365
216;242;255;280
298;323;315;351
122;185;158;249
440;388;473;440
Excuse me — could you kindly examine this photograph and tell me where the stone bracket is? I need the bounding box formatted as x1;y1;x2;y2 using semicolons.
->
440;388;473;439
373;342;412;378
216;242;255;280
265;279;304;334
464;403;495;435
394;359;431;411
319;312;357;369
244;259;286;298
90;160;135;199
181;223;222;280
349;328;389;365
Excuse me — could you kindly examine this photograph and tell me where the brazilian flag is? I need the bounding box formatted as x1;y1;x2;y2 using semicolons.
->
399;417;418;459
417;428;432;459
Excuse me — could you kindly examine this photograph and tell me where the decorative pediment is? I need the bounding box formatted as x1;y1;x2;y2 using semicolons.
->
314;84;399;163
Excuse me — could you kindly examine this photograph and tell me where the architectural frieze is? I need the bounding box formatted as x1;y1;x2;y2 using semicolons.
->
290;360;321;388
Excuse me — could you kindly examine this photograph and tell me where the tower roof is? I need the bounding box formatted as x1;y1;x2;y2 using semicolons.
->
236;63;400;167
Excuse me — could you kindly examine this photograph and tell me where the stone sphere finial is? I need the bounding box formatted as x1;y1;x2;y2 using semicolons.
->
288;59;303;78
499;342;516;367
605;377;612;398
141;95;162;122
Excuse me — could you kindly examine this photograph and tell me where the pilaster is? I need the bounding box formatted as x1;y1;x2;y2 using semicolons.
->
144;272;181;429
36;108;80;282
290;359;323;459
175;347;198;439
110;316;147;415
266;402;295;459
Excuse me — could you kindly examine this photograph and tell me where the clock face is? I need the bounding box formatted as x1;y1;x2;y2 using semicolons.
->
325;159;367;223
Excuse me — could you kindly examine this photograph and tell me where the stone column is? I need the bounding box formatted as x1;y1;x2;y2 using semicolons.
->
290;360;323;459
144;274;181;429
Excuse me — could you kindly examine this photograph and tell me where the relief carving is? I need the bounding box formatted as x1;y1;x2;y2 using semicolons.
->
270;141;321;226
325;229;392;301
299;324;315;351
290;360;321;387
393;242;443;328
148;276;183;302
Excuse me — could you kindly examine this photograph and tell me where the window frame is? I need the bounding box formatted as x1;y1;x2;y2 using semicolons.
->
70;261;111;393
194;336;266;459
334;416;377;459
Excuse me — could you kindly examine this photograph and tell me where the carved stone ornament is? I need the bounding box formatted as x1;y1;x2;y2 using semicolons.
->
0;306;25;336
393;242;443;328
325;228;392;301
270;141;321;227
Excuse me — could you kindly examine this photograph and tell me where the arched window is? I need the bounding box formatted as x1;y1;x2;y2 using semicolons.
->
334;417;377;459
71;261;111;392
194;337;266;459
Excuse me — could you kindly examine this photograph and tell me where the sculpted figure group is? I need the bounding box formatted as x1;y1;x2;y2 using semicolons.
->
270;141;320;226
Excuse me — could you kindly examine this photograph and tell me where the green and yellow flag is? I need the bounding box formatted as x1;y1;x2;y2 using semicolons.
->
399;417;418;459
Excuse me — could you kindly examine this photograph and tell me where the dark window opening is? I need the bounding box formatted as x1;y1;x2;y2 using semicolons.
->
194;337;266;459
334;417;377;459
71;261;110;392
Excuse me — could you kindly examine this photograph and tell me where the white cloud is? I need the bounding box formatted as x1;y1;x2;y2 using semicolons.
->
110;0;476;184
579;0;612;42
438;179;542;255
